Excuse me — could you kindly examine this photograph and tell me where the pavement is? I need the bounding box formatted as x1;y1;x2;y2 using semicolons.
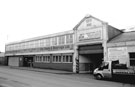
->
6;66;94;79
9;66;74;74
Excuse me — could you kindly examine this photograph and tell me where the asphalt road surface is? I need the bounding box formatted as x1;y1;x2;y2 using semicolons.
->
0;67;134;87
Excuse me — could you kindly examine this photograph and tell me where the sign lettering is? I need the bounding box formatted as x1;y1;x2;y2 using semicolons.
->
77;27;102;41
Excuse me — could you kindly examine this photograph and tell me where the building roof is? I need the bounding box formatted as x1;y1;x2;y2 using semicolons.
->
73;14;107;30
109;31;135;43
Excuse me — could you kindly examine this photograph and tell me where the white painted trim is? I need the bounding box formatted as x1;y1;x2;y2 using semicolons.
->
6;50;74;56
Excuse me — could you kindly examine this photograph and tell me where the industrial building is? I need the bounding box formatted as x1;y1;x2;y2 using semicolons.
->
5;15;122;73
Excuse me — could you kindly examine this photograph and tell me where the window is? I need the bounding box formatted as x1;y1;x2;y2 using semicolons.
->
39;56;42;62
46;38;50;46
69;55;72;62
129;53;135;66
33;41;36;48
35;41;39;48
15;44;19;50
52;37;57;46
62;55;72;63
63;56;66;62
66;34;73;44
42;39;46;47
40;39;44;47
35;56;43;62
43;56;50;63
24;42;27;49
56;56;58;62
36;40;40;47
53;56;56;62
58;36;65;45
52;55;62;63
35;56;39;62
58;56;61;62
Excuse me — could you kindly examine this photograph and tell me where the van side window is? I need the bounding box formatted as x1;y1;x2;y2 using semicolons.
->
103;63;109;69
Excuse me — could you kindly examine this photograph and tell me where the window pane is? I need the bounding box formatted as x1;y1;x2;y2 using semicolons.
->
52;37;57;46
66;56;68;62
56;56;58;62
63;56;65;62
59;36;65;45
59;56;61;62
43;56;45;61
129;53;135;66
129;53;135;58
53;56;55;62
130;60;135;66
69;56;72;62
40;56;42;61
66;34;73;44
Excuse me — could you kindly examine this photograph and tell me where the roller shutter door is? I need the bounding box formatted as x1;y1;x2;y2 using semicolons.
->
79;44;103;54
8;57;19;66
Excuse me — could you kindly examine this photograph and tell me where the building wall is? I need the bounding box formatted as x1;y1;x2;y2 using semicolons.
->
107;41;135;67
33;63;73;71
5;30;74;71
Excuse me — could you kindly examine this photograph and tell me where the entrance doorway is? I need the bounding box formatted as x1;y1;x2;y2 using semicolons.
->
23;56;34;67
79;53;103;73
78;44;103;73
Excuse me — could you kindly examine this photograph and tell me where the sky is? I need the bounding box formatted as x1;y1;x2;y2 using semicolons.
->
0;0;135;52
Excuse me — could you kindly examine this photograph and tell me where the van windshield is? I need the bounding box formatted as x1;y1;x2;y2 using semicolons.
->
98;62;109;70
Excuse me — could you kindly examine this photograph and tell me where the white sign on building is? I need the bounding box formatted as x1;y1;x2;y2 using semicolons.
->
77;27;102;41
108;47;128;64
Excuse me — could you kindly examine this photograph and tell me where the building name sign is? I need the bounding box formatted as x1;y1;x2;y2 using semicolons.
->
77;27;102;41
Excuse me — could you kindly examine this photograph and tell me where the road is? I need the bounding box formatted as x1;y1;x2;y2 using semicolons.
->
0;67;134;87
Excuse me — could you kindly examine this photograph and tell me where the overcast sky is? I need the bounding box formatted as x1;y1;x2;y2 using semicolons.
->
0;0;135;52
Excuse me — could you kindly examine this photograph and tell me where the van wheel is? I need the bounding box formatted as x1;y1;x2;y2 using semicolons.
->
95;74;102;80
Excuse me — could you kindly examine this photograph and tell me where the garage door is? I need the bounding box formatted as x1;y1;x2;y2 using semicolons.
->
79;44;103;54
8;57;19;66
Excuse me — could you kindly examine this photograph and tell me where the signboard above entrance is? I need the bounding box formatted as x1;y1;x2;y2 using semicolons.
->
77;27;103;41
